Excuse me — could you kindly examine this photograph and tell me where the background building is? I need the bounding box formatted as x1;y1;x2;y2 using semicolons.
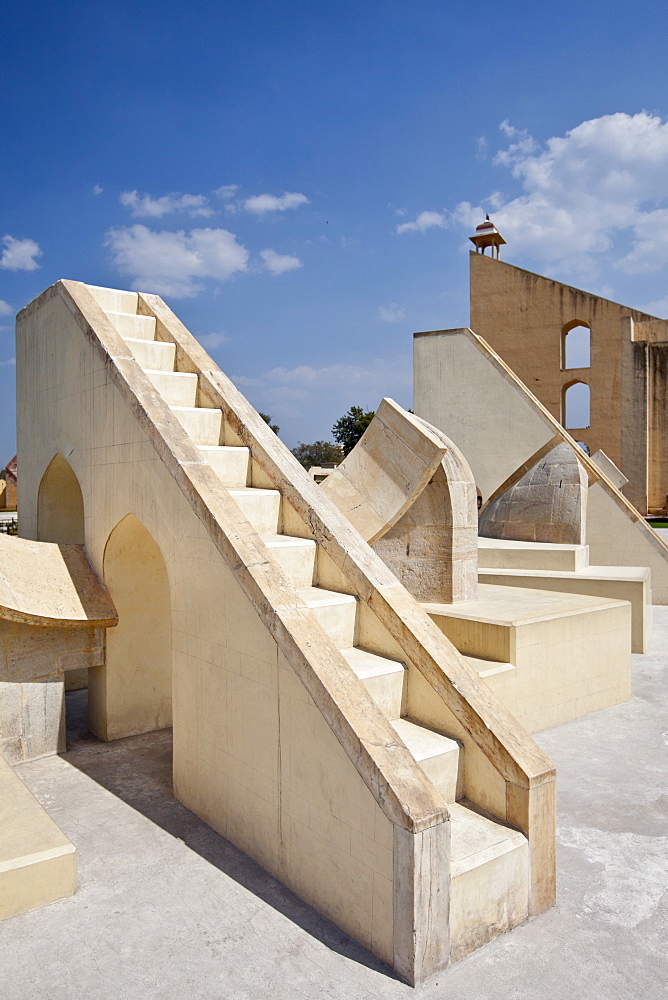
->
469;252;668;515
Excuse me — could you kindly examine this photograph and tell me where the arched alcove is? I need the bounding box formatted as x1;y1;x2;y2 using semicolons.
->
563;381;591;429
88;513;172;740
562;322;591;370
37;453;85;544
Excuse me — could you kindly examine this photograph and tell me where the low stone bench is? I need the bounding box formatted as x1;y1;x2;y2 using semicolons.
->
0;755;76;920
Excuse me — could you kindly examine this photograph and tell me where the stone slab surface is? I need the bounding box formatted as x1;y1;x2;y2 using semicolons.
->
478;566;650;653
1;611;666;999
0;756;76;920
0;535;117;628
423;582;627;626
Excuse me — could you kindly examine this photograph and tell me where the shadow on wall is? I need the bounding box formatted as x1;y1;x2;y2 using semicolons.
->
62;690;398;981
37;453;85;544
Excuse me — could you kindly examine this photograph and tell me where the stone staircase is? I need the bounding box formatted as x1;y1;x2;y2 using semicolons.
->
92;284;530;962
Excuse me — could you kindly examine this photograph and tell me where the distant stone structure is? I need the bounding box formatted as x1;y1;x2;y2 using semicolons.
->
469;252;668;515
308;462;338;483
0;455;17;511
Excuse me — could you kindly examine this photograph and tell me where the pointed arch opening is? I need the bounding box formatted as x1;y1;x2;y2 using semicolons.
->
37;453;85;544
88;513;172;740
562;321;591;370
563;381;591;429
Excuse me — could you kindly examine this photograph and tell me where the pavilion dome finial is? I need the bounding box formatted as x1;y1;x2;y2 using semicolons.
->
469;215;506;259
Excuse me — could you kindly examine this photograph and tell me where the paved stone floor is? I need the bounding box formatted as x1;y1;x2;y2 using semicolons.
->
2;610;667;999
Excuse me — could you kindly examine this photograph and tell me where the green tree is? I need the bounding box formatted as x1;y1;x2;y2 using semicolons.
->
259;412;279;434
291;440;342;468
332;405;375;456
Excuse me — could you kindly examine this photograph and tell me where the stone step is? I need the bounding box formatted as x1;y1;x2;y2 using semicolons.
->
448;800;529;963
145;370;198;407
171;406;222;445
478;565;651;653
86;284;138;314
199;445;250;487
262;533;316;588
228;487;281;534
104;310;156;341
125;337;176;372
390;717;462;803
464;655;515;679
340;646;406;720
478;536;589;572
0;757;77;920
424;583;631;733
297;586;358;648
423;582;627;666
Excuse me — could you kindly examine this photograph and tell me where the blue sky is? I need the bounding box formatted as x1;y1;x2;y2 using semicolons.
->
2;0;668;459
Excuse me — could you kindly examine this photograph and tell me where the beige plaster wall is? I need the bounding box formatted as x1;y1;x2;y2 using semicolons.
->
37;453;85;544
173;625;397;966
587;484;668;603
414;329;555;504
469;253;661;514
89;513;172;740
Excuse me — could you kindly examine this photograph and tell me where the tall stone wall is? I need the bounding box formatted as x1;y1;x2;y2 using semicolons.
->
469;252;660;514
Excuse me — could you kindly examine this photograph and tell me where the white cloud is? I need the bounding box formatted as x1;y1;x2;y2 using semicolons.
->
0;235;42;271
198;331;230;349
260;248;302;275
643;294;668;318
0;300;12;317
244;192;309;215
214;184;239;200
119;190;213;218
0;357;16;367
232;356;412;425
475;137;488;161
453;112;668;279
92;184;103;196
105;225;249;297
378;303;406;322
396;211;447;235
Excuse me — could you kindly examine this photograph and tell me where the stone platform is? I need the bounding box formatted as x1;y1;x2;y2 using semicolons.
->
478;537;651;653
0;756;76;920
423;583;631;733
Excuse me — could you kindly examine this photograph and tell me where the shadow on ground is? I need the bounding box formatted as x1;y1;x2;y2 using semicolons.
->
63;688;398;982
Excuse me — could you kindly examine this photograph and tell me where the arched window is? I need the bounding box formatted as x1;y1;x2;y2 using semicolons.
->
37;453;84;544
562;322;591;369
563;381;590;429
